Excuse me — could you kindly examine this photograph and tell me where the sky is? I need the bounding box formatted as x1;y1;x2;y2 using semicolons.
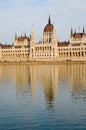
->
0;0;86;44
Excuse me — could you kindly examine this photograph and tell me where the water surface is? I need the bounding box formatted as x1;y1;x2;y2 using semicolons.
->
0;64;86;130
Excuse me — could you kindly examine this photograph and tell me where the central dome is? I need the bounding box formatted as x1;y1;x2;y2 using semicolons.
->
44;15;54;32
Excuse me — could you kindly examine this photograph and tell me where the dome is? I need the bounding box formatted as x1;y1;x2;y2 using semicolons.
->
44;24;54;32
44;15;54;32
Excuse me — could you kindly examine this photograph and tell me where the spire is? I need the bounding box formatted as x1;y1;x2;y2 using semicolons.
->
30;34;31;38
15;33;17;40
48;14;51;24
78;26;80;33
71;27;73;35
31;24;35;38
74;29;76;34
25;33;26;37
30;24;36;44
68;39;69;43
83;26;85;33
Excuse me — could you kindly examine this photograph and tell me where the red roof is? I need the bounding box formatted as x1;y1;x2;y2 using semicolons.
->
44;24;54;32
71;33;86;38
58;42;69;47
17;37;30;42
1;44;12;49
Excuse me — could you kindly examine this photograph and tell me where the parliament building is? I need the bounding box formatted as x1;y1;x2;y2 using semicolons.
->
0;16;86;62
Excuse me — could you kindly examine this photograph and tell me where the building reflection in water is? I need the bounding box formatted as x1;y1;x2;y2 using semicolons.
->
0;63;86;106
0;64;59;109
0;64;31;95
29;65;59;109
58;64;86;99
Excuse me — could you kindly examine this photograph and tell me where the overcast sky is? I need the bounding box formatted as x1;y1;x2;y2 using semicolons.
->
0;0;86;44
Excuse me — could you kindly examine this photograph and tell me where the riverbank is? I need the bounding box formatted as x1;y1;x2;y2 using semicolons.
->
0;60;86;65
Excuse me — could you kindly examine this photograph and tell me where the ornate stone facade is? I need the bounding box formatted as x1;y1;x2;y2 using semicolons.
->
0;16;86;62
30;16;59;61
0;34;30;61
58;27;86;61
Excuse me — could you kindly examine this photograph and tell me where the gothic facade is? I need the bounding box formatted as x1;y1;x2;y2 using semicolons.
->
30;16;59;61
0;34;30;61
0;16;86;62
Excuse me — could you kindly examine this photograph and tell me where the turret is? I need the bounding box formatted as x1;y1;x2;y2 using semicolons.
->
71;27;73;35
15;33;17;40
24;33;26;37
74;29;76;34
83;26;85;33
30;25;36;45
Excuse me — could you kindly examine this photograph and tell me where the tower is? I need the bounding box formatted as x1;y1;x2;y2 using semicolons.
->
30;25;36;60
71;27;73;35
15;33;17;40
30;25;36;45
83;26;85;33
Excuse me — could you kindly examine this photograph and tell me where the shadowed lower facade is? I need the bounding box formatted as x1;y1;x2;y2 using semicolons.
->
0;16;86;62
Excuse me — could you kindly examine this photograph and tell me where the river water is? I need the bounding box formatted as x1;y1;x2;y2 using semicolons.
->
0;64;86;130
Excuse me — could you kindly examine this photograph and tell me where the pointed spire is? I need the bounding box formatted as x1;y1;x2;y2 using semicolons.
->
15;33;17;40
83;26;85;33
68;39;69;43
30;24;36;44
31;24;35;38
74;29;76;34
48;14;51;24
71;27;73;35
25;33;26;37
78;26;80;33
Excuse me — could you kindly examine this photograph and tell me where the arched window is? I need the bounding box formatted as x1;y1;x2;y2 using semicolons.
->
32;49;33;53
49;38;51;43
50;46;51;51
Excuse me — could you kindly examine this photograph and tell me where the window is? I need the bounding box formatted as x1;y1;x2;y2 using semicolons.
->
49;38;51;43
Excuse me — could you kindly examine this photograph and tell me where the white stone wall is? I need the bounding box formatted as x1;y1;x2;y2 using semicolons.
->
58;44;86;61
0;46;30;61
70;35;86;44
14;39;29;46
1;28;86;62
